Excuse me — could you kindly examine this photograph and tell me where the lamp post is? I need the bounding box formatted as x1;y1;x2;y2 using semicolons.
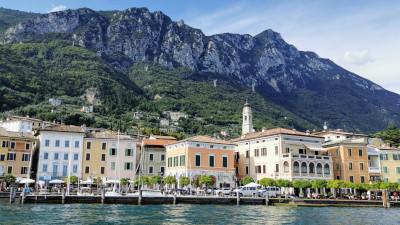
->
158;172;164;190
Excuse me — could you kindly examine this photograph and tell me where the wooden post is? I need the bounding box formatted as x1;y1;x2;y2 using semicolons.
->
10;187;15;203
237;193;240;205
138;189;143;205
21;188;27;204
101;188;105;204
173;191;177;205
62;189;66;204
265;192;269;206
385;190;391;208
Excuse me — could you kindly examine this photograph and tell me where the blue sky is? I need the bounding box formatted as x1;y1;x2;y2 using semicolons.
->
2;0;400;93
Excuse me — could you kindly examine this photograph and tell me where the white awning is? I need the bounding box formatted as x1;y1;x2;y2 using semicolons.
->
304;143;327;152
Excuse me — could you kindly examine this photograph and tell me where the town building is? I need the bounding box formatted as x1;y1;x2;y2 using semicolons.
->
3;116;56;131
35;125;86;183
231;102;333;184
367;145;381;182
165;136;236;188
0;131;9;177
142;135;177;177
49;98;62;106
160;118;170;127
376;145;400;183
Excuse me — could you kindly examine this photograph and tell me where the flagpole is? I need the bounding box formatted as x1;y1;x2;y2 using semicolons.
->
189;158;192;196
67;136;72;196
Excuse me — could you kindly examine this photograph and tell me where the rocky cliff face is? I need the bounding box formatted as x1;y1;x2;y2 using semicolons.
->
3;7;400;132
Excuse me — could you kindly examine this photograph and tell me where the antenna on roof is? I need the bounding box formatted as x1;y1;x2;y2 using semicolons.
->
323;121;328;131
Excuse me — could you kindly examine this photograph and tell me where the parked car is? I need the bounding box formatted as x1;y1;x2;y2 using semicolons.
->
215;188;231;196
258;187;281;198
234;183;261;197
207;187;218;195
232;186;243;196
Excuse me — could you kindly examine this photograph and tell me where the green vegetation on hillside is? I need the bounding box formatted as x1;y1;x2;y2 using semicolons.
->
0;8;40;36
371;125;400;147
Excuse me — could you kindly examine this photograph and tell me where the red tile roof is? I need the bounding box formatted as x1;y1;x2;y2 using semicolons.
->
230;128;320;142
169;135;236;145
144;139;177;146
39;125;86;133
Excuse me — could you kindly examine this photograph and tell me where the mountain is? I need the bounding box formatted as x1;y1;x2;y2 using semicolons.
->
1;7;399;133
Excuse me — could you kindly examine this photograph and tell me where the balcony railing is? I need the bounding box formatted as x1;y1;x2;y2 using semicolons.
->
283;171;332;178
282;153;331;161
369;167;381;174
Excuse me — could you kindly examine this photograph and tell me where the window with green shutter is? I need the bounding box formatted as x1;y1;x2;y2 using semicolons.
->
223;156;228;168
180;155;185;166
396;167;400;174
209;155;215;167
383;166;388;173
195;154;201;166
111;162;115;170
109;148;117;156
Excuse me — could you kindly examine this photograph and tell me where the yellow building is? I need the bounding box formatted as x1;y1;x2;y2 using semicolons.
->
378;146;400;183
0;132;10;178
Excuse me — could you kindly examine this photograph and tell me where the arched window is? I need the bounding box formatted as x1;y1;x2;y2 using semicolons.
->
324;164;330;174
284;161;289;173
293;161;299;173
244;116;247;121
317;163;323;174
301;162;307;173
309;163;315;174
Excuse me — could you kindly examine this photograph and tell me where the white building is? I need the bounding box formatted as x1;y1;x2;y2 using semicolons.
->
82;106;94;114
35;125;85;183
160;118;170;127
0;120;33;133
49;98;62;106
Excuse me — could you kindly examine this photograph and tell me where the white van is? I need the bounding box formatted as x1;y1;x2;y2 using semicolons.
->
258;187;281;198
235;183;261;197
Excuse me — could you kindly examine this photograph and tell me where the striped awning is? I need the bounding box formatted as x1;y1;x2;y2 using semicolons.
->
304;143;327;152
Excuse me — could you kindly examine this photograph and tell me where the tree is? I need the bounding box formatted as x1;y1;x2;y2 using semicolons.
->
371;125;400;147
149;176;161;189
135;176;150;186
120;178;130;192
179;177;190;187
311;180;327;195
259;178;276;187
163;176;177;189
327;180;343;198
199;175;214;187
92;177;103;193
3;174;16;186
242;177;254;186
276;179;293;197
64;175;79;185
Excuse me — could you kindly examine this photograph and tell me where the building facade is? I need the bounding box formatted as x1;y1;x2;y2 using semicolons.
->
378;146;400;183
82;134;111;181
142;135;177;177
165;136;236;188
367;145;381;182
35;125;85;182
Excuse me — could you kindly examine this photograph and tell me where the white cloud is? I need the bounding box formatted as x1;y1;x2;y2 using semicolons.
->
48;5;68;13
343;50;375;65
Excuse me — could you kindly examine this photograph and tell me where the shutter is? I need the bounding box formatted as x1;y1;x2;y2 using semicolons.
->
130;163;133;170
109;148;112;156
125;149;128;156
124;163;127;170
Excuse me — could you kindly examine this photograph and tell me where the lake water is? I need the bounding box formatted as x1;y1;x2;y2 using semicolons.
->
0;199;398;224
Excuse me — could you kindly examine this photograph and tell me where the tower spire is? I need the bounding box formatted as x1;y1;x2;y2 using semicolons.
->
242;100;253;135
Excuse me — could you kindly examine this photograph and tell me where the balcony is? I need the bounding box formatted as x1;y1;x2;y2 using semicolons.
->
287;172;333;179
282;153;331;161
369;167;381;174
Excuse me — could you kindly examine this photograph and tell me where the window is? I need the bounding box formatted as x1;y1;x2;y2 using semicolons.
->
324;164;330;174
54;153;59;160
336;176;341;180
349;162;353;170
261;148;267;156
246;165;249;174
301;162;307;173
109;148;117;156
335;149;339;156
195;154;201;167
360;163;364;171
64;153;68;160
2;141;9;148
101;154;106;162
236;167;239;175
383;166;388;173
336;163;340;170
349;176;354;183
85;166;90;174
275;146;279;155
285;147;290;153
174;156;178;167
347;149;352;157
381;154;388;160
160;166;165;173
86;142;91;149
111;162;116;170
254;149;259;157
101;167;105;174
210;145;214;148
65;140;69;147
222;156;228;168
52;165;58;177
246;150;250;158
293;162;299;173
396;167;400;174
275;163;279;172
284;161;289;173
25;143;30;150
0;154;5;161
22;154;30;162
125;162;133;170
21;167;28;174
180;155;185;166
255;165;262;173
125;149;133;156
63;165;68;177
42;164;48;172
7;153;16;161
102;143;107;150
384;178;389;183
394;154;400;160
149;153;154;161
74;154;78;161
168;157;172;167
209;155;215;167
358;149;363;157
7;166;12;174
75;141;79;148
73;165;78;173
299;148;305;154
149;166;154;174
44;153;49;159
10;142;16;149
309;163;315;173
86;153;91;161
44;140;50;147
161;154;165;161
55;140;60;147
263;165;266;173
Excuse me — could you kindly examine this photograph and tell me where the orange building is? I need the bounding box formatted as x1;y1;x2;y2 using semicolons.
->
324;139;369;183
165;136;236;188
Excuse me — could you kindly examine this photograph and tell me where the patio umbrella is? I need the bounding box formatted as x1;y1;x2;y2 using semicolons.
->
19;178;35;184
49;179;65;184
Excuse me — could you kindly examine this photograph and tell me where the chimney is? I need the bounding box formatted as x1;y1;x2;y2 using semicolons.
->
306;130;310;135
262;127;266;132
292;129;296;134
387;142;391;147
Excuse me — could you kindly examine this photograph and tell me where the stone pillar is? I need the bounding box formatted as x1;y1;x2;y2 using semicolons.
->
138;189;143;205
173;192;177;205
265;192;269;206
62;188;66;204
101;188;105;204
237;192;240;205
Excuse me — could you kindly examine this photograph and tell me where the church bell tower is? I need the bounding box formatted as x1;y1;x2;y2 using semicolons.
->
242;99;253;135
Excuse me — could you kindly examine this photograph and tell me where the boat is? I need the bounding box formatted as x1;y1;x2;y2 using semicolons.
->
105;183;122;196
126;189;163;197
77;187;94;196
